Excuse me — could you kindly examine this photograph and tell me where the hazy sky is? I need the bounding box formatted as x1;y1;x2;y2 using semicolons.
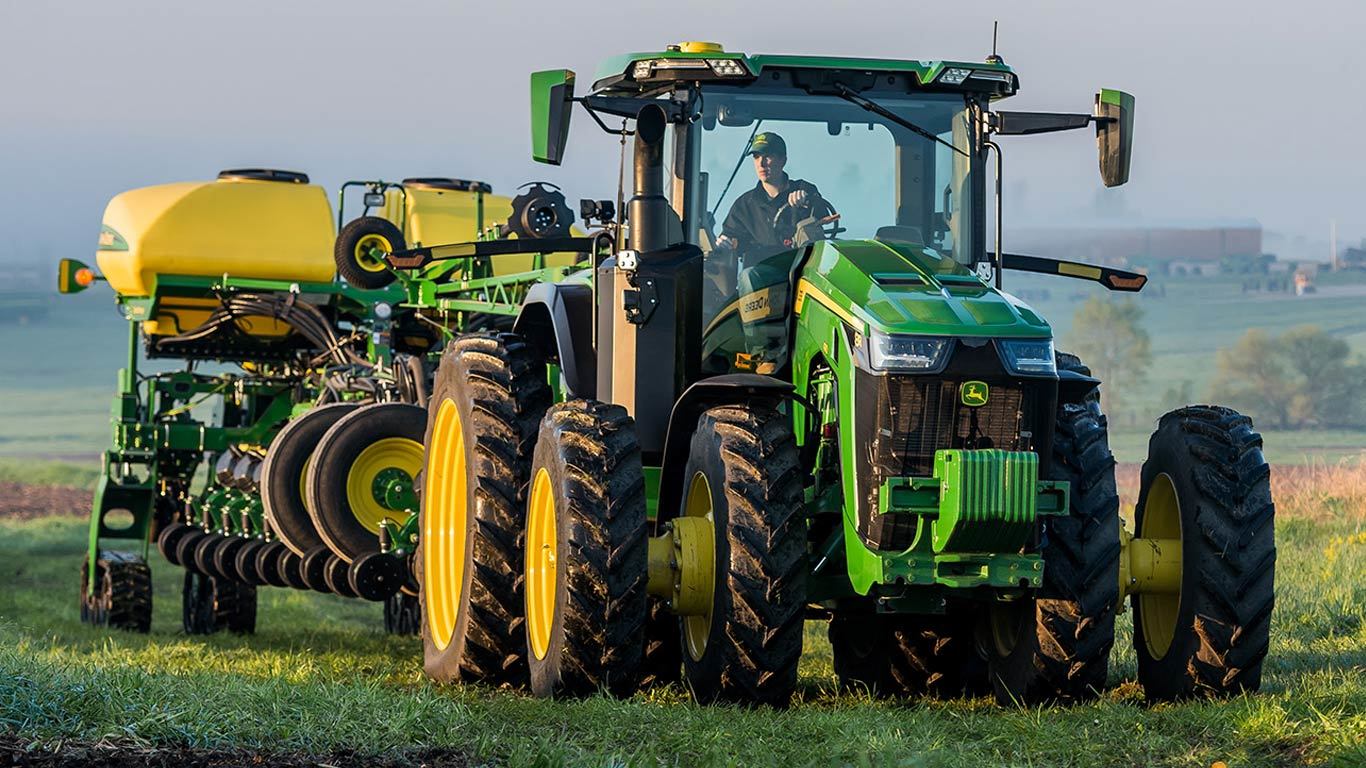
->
3;0;1362;265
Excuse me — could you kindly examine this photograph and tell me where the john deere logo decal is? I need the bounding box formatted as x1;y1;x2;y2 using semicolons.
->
961;381;989;407
97;225;128;252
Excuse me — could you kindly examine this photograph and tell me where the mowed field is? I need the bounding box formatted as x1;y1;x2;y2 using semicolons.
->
0;462;1362;767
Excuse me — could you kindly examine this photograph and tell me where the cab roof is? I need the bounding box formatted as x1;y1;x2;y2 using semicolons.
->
591;42;1019;98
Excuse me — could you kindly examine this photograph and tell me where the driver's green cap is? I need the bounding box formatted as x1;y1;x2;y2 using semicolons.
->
748;132;786;157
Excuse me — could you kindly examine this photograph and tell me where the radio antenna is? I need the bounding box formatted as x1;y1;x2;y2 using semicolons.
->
987;20;1003;64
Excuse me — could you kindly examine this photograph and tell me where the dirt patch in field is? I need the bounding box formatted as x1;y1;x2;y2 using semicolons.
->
0;735;473;768
0;482;90;521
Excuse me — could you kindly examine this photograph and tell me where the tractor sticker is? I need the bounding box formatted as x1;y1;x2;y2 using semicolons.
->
98;225;129;251
738;286;785;323
961;381;989;407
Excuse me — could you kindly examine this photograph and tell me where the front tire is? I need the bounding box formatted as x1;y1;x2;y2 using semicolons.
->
988;378;1120;705
419;333;550;686
1134;406;1274;700
524;401;648;699
679;403;806;708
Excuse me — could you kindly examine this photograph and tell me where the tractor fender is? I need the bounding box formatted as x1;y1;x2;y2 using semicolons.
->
513;282;596;399
1056;368;1101;405
655;374;796;523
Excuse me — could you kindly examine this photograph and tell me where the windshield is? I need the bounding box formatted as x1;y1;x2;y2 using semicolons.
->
689;86;983;319
699;88;978;254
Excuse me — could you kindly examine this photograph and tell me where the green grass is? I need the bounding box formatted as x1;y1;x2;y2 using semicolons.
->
2;502;1363;766
0;458;101;488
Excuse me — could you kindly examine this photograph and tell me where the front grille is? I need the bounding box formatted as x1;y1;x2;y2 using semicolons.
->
873;376;1034;479
853;340;1057;550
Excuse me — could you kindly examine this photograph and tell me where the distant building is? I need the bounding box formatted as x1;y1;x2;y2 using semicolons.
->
1010;219;1263;269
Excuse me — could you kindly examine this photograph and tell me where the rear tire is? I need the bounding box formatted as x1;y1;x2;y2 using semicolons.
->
830;608;984;699
679;404;806;708
335;216;405;290
419;333;550;686
988;369;1120;705
1133;406;1274;701
524;401;648;699
80;552;152;633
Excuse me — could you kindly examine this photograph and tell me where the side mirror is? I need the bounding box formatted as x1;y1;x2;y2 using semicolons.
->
57;258;98;294
531;69;575;165
1095;89;1134;187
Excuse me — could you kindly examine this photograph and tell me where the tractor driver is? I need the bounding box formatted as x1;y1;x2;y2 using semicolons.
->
715;132;833;265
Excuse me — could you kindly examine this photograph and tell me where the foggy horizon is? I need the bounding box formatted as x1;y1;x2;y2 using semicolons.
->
3;0;1362;266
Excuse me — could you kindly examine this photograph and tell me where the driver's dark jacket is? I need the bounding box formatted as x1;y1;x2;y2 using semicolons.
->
721;177;821;262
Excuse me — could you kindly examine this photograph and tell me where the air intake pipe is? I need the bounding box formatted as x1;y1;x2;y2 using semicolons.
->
628;104;669;254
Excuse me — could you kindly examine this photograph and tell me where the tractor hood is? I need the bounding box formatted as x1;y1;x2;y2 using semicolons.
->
797;239;1051;339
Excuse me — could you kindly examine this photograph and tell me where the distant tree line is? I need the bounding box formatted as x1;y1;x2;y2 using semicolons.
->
1208;326;1366;429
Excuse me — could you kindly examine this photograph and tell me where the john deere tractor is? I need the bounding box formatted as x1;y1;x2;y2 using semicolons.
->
395;42;1274;706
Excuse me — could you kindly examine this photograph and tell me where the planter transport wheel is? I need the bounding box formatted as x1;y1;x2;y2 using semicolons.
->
261;403;359;556
81;551;152;633
183;571;257;635
384;592;421;636
830;608;985;699
306;402;425;563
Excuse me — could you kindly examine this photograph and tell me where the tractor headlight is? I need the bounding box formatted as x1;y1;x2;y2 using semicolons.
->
997;338;1056;376
938;67;973;85
869;332;951;372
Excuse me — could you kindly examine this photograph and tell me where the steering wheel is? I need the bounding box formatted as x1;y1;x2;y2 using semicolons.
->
774;196;844;247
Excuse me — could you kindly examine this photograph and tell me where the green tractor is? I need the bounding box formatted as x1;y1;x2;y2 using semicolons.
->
400;42;1274;706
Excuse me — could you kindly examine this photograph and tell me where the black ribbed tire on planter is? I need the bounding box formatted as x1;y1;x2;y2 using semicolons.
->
182;571;257;635
261;403;359;556
385;592;421;636
419;332;550;687
679;404;806;708
1133;406;1274;701
523;401;648;699
307;402;427;564
988;363;1120;705
830;607;985;699
80;551;152;633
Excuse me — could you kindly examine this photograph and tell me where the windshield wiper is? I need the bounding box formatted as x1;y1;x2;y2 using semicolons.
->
833;84;969;158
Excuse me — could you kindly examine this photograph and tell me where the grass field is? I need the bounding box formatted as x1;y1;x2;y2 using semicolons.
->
1;465;1362;766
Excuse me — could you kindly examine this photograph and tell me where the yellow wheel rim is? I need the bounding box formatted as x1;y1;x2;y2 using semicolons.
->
423;399;467;651
344;437;424;534
1139;472;1183;660
525;467;558;661
354;233;392;272
682;471;717;662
